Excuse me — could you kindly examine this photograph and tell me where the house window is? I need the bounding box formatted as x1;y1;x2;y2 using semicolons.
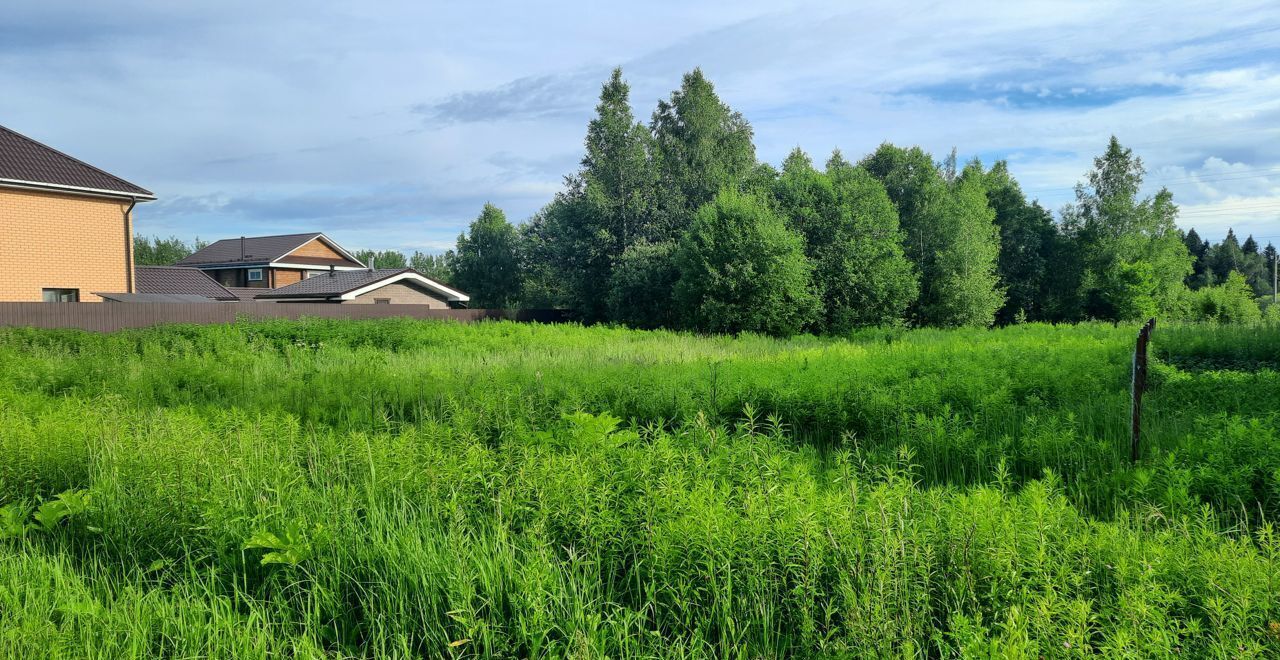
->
247;269;264;282
42;288;79;303
374;298;391;305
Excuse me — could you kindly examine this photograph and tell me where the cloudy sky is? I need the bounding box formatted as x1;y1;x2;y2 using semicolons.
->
4;1;1279;253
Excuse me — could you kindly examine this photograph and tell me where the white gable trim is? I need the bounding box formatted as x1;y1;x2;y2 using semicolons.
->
280;234;365;266
338;272;469;302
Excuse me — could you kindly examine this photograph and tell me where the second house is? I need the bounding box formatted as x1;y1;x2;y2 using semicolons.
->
176;233;366;288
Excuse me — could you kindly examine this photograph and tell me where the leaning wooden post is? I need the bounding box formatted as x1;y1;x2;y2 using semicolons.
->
1130;318;1156;464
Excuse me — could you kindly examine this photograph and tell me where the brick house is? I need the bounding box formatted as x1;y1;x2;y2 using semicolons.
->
176;233;367;289
255;268;468;306
0;124;155;302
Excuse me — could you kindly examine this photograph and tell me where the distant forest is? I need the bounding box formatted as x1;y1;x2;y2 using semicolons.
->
136;68;1278;334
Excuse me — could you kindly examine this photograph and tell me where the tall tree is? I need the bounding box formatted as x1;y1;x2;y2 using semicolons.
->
1061;137;1192;321
409;251;456;284
1239;234;1270;296
452;204;522;308
651;68;756;241
539;68;659;321
1209;229;1244;284
862;145;1003;327
975;161;1058;323
1182;228;1211;289
674;190;818;336
773;148;917;332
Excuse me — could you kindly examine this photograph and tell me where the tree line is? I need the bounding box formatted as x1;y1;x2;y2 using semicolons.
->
135;67;1277;333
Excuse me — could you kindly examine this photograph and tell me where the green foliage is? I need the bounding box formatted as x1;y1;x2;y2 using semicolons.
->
1;320;1279;655
651;68;757;239
352;249;408;269
772;149;917;332
409;251;456;285
132;235;207;266
974;161;1057;323
244;521;321;567
1062;137;1193;321
861;146;1004;327
452;204;523;308
606;240;679;329
1174;271;1263;324
674;190;819;336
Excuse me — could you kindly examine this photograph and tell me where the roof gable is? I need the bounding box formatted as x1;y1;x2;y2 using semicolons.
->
176;233;364;267
0;125;154;199
256;268;468;302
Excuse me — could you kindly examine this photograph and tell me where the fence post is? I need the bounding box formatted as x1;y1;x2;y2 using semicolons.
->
1130;318;1156;464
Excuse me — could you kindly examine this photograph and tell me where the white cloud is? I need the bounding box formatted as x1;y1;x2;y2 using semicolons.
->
2;0;1279;249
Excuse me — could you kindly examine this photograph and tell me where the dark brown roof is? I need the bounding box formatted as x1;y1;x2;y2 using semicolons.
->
255;268;467;301
0;125;154;198
96;292;223;303
176;233;363;267
226;287;272;302
135;266;239;301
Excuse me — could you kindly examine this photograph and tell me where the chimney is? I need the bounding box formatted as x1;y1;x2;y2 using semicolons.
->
369;256;375;272
328;264;335;278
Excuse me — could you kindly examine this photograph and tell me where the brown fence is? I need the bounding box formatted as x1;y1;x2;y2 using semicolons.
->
0;302;568;333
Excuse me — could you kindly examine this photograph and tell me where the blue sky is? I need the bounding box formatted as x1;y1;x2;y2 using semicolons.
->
4;1;1280;252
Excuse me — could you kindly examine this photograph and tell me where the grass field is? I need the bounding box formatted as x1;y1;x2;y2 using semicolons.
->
1;319;1278;657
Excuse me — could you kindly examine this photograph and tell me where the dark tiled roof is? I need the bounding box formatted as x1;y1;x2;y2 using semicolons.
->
96;292;222;303
0;124;154;198
226;287;272;302
256;269;416;298
176;233;363;267
135;266;239;301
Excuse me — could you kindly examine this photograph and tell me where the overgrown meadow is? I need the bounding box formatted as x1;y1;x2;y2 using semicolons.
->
1;319;1278;657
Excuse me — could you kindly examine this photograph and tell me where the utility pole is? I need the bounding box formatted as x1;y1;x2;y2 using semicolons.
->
1273;250;1277;304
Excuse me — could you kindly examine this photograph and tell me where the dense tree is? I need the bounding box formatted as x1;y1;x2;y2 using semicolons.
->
674;190;818;336
1182;228;1212;289
133;235;208;266
353;249;408;269
651;69;756;241
516;208;570;309
772;148;917;331
1060;137;1192;321
1176;271;1262;324
452;204;522;308
975;161;1057;323
1239;234;1272;297
862;145;1003;327
606;240;680;329
1208;229;1244;285
532;69;660;321
409;251;456;284
934;164;1005;327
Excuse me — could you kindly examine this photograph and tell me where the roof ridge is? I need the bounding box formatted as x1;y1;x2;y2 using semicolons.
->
0;124;153;196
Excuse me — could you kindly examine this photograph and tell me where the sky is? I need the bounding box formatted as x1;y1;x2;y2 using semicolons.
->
4;1;1280;254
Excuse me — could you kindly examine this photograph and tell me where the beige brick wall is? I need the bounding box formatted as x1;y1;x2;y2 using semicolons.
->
346;282;448;307
0;188;135;302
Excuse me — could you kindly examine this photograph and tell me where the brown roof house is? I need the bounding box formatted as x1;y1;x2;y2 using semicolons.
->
0;124;155;302
255;268;468;307
176;233;367;289
96;265;241;303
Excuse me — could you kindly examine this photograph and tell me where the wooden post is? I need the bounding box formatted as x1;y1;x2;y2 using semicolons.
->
1130;318;1156;464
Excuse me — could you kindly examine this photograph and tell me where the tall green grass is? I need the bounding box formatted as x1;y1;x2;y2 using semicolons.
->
1;320;1278;657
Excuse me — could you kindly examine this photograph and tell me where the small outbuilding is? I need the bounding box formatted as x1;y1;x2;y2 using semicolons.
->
253;268;468;307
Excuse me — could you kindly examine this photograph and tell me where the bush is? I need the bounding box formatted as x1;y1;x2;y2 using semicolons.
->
674;189;819;336
1176;271;1262;324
